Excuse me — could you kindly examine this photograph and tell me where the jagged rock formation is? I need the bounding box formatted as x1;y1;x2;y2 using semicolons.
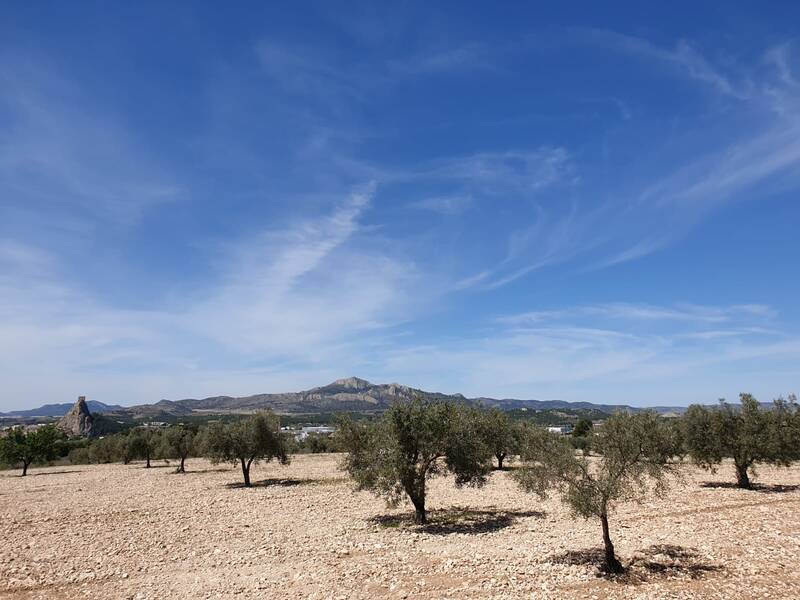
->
57;396;94;437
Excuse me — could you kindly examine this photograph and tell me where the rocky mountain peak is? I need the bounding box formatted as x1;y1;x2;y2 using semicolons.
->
330;377;373;390
57;396;94;437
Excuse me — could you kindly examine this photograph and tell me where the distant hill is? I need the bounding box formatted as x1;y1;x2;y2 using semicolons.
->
3;378;700;421
1;400;123;418
105;377;437;418
91;377;653;419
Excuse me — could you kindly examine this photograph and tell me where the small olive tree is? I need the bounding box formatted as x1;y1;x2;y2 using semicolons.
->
0;425;64;476
127;428;160;468
88;434;123;464
479;408;519;470
513;411;678;573
572;417;593;438
683;393;800;489
161;425;196;473
339;398;493;524
200;411;290;487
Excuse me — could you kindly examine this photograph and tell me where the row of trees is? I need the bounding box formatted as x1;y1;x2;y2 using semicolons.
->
3;393;797;573
65;426;198;472
340;394;799;574
339;400;681;573
62;413;290;484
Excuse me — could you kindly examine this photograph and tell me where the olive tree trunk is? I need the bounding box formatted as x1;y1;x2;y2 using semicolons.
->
21;460;30;476
600;511;624;574
410;494;426;524
735;461;751;489
496;453;505;470
240;457;253;487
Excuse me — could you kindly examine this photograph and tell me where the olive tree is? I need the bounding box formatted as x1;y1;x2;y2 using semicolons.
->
339;398;493;525
683;393;800;489
513;411;678;573
127;428;160;468
572;417;593;438
479;408;518;470
0;425;64;476
200;411;290;487
160;425;196;473
88;434;124;464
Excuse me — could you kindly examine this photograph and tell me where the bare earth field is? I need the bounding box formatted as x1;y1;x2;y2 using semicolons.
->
1;455;799;600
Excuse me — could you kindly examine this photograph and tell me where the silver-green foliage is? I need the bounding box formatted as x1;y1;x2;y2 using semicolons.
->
513;411;679;573
339;398;493;524
200;411;290;487
683;393;800;488
478;407;520;470
160;426;197;473
0;425;64;476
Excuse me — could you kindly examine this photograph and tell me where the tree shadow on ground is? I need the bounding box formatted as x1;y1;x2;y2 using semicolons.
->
370;506;545;535
184;467;232;474
549;547;607;567
549;544;722;583
700;481;800;493
29;470;81;477
224;477;325;489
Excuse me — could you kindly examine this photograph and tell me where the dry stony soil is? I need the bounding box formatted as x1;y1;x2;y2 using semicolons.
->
1;455;799;600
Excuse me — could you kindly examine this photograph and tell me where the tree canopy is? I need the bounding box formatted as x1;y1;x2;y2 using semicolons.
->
683;393;800;488
339;397;493;524
572;417;593;438
0;425;64;476
478;407;519;470
200;411;290;487
127;428;160;468
513;411;679;573
160;425;197;473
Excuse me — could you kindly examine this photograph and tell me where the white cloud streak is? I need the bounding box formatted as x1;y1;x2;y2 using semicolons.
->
0;54;180;228
0;187;424;407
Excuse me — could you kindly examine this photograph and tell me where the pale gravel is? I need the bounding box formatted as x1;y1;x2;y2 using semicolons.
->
1;454;799;599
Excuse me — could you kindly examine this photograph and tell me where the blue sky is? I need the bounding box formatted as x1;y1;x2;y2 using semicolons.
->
1;2;799;409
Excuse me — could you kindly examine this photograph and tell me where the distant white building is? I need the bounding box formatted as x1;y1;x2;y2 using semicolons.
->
547;425;573;435
294;426;336;441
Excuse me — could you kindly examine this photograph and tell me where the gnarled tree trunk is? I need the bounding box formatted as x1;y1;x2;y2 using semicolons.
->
600;511;624;574
735;461;751;489
406;476;427;524
21;461;30;476
496;452;505;470
178;456;186;473
410;494;426;524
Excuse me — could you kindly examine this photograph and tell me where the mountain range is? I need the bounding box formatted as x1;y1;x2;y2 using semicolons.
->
1;377;688;419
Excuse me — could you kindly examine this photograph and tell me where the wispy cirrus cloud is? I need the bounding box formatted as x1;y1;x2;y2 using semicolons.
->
0;54;181;230
570;29;748;98
0;186;426;405
421;148;575;194
376;301;798;403
388;42;493;75
499;303;776;326
185;184;423;355
410;195;473;215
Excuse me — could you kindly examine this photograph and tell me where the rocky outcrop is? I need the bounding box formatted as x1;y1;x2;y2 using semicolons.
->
329;377;373;391
58;396;94;437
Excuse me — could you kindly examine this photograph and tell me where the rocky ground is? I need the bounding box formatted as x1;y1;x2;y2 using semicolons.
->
1;454;799;599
